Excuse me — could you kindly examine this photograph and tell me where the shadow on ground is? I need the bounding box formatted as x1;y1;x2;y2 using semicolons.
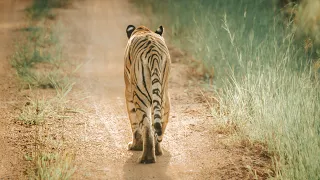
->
123;149;172;180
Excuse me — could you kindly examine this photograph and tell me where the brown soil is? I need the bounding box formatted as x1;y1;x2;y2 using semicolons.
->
0;0;273;179
0;0;34;179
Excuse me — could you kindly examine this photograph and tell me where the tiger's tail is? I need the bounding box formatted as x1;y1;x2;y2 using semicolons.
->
150;61;163;142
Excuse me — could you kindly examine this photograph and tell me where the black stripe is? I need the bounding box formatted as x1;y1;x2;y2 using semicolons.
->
154;114;161;119
152;68;159;77
138;113;148;127
147;54;153;64
153;106;161;110
152;79;160;85
132;38;148;53
162;61;167;85
153;89;161;98
133;91;147;107
154;122;162;136
137;57;140;71
135;107;148;116
131;39;149;60
152;100;161;107
128;52;132;65
125;65;130;75
141;64;152;103
145;45;154;58
151;54;159;70
135;85;151;105
132;44;147;62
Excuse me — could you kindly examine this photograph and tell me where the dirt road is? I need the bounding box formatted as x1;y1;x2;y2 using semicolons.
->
58;1;272;179
0;0;271;179
0;0;32;178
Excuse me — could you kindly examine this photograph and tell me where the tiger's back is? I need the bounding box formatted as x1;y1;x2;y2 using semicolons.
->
124;25;171;164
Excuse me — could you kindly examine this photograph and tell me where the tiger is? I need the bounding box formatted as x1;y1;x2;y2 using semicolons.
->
124;25;171;163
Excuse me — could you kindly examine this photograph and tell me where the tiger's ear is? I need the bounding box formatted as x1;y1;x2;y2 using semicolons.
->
155;25;163;36
126;25;136;39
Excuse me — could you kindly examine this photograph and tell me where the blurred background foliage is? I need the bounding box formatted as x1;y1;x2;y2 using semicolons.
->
133;0;320;82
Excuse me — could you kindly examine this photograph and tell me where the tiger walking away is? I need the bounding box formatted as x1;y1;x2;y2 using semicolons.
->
124;25;171;163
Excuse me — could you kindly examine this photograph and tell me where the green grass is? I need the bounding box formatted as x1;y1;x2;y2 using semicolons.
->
17;77;77;177
11;21;68;89
21;93;77;179
215;19;320;179
18;80;76;125
11;0;77;179
133;0;304;84
26;0;71;19
18;79;78;178
133;0;320;179
30;152;76;180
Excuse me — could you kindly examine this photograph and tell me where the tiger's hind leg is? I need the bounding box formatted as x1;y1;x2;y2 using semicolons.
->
126;90;143;151
128;129;143;151
136;107;156;163
155;91;170;156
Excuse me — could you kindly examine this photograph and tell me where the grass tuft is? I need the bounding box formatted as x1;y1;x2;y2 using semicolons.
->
11;21;68;89
13;0;77;179
29;152;76;180
18;79;76;126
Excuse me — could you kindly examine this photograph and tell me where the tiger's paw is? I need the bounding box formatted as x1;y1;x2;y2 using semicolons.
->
138;155;156;164
128;141;143;151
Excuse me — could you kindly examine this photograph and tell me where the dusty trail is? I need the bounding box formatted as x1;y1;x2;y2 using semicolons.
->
58;1;251;179
0;0;270;179
56;0;273;180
